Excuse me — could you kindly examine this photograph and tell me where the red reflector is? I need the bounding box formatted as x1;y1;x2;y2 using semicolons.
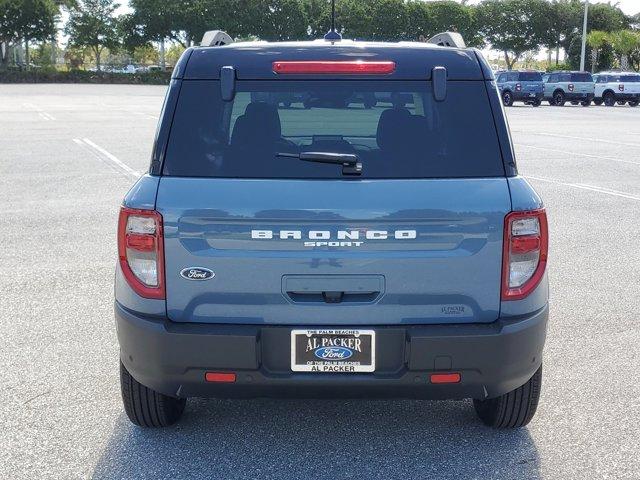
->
205;372;236;383
126;233;155;252
273;60;396;75
511;235;540;254
430;373;461;384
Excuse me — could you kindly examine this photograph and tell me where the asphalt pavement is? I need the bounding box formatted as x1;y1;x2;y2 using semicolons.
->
1;84;639;479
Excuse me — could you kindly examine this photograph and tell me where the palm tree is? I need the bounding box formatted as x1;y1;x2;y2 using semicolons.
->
610;30;640;70
586;30;609;73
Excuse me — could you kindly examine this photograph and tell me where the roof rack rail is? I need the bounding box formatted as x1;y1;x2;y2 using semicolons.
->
201;30;233;47
427;32;465;49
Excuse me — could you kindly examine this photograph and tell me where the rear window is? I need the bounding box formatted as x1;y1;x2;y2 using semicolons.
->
518;72;542;81
163;80;504;179
570;73;593;82
620;75;640;82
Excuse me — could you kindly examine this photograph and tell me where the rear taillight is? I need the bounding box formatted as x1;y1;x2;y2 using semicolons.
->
118;207;165;299
568;83;574;92
619;84;624;92
515;83;522;91
502;209;548;301
272;60;396;75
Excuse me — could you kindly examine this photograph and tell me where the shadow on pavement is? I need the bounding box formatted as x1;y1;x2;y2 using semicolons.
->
92;398;540;479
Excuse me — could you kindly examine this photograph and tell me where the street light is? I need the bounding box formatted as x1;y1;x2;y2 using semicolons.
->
579;0;589;71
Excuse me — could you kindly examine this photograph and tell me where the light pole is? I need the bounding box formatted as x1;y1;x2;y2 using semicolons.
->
579;0;589;71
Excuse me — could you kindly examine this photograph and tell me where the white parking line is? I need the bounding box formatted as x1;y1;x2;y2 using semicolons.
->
513;130;640;149
72;138;140;178
515;143;640;166
24;102;56;121
526;175;640;201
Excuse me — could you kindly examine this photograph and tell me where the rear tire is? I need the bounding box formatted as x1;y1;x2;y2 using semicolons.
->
502;91;514;107
531;98;541;107
580;99;590;106
120;361;186;427
473;365;542;429
629;100;639;107
603;91;616;107
593;98;603;106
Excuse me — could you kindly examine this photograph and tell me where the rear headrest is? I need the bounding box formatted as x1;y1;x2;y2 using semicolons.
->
231;102;282;148
245;102;281;137
376;108;412;151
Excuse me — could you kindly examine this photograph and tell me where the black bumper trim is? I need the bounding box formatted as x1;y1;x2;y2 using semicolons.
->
116;303;548;400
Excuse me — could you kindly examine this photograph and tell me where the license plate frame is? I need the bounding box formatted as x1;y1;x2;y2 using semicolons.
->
290;329;376;373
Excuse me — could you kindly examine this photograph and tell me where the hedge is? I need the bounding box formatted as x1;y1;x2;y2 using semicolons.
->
0;69;172;85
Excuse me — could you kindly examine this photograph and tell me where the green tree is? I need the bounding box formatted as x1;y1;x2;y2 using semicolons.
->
586;30;609;72
406;1;480;47
477;0;546;70
301;0;332;38
250;0;308;41
609;30;640;70
65;0;120;71
0;0;58;69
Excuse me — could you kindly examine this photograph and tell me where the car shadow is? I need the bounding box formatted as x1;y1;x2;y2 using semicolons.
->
92;398;540;479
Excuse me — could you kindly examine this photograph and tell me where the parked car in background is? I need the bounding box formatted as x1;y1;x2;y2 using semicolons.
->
544;71;594;106
593;72;640;107
496;70;544;106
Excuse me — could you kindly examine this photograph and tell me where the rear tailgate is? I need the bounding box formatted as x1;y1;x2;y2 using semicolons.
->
158;178;510;325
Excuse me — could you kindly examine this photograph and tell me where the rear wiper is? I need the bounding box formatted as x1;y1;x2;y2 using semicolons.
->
276;151;362;176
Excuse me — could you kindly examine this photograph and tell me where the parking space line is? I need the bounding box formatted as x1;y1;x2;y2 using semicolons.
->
24;102;56;121
515;143;640;166
513;130;640;149
527;175;640;201
72;138;140;178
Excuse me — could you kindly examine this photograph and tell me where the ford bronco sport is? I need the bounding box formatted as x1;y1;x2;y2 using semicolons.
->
593;71;640;107
496;70;544;107
116;31;549;429
544;71;594;106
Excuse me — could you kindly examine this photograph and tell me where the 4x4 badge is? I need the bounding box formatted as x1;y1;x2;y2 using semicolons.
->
180;267;215;281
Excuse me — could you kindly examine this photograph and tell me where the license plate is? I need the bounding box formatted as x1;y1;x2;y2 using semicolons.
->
290;329;375;373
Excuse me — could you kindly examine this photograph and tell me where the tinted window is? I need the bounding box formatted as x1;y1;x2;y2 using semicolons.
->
596;75;607;83
163;80;504;179
620;75;640;82
518;72;542;81
548;74;558;83
571;73;593;82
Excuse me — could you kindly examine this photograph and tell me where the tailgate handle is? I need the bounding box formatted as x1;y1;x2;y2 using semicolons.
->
282;275;385;304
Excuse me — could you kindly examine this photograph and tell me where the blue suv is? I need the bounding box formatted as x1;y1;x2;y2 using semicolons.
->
116;35;549;428
496;70;544;106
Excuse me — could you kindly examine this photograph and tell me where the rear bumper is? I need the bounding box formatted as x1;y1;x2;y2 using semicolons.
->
614;93;640;100
565;92;594;101
513;91;543;101
116;302;548;400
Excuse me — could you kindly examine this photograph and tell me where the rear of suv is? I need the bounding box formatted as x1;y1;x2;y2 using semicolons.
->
116;35;549;429
593;71;640;107
496;70;544;106
544;71;594;106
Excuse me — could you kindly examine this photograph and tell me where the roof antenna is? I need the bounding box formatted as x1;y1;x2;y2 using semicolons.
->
324;0;342;41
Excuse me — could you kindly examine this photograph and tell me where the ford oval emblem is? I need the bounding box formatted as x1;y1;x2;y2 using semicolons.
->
314;346;353;360
180;267;215;281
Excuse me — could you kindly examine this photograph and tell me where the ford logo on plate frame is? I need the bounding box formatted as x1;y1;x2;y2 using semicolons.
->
180;267;215;281
314;346;353;360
